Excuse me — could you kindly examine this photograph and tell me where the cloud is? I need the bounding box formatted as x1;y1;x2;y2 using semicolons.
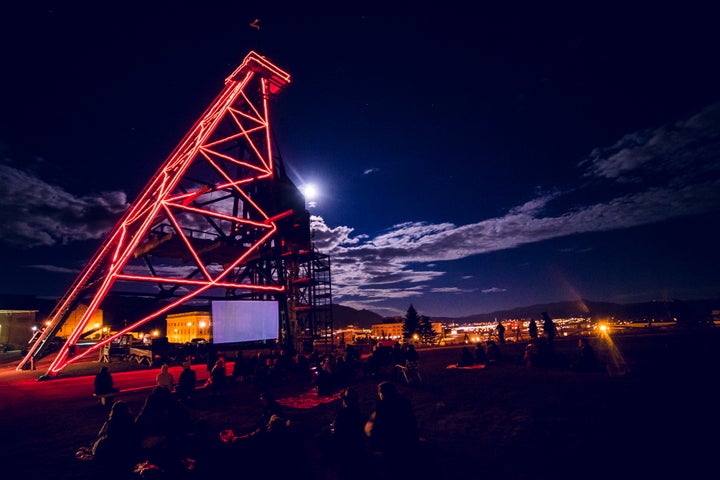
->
482;287;507;294
312;103;720;307
2;103;718;313
363;168;380;175
431;287;474;294
0;163;128;248
27;264;80;274
579;102;720;183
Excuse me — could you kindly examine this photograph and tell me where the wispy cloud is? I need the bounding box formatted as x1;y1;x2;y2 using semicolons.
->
312;103;720;308
482;287;507;294
363;167;380;175
432;286;474;294
0;162;128;248
27;264;79;274
2;103;718;314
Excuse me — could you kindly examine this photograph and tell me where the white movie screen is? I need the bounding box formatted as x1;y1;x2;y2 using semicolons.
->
211;300;279;344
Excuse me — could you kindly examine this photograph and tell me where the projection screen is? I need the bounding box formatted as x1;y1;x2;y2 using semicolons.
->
211;300;279;344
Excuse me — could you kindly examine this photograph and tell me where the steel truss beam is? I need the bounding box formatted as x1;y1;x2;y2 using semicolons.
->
17;52;315;377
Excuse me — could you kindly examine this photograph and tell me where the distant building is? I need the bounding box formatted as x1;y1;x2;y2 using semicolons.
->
166;311;211;344
57;304;106;340
0;309;37;349
334;325;372;345
371;321;443;342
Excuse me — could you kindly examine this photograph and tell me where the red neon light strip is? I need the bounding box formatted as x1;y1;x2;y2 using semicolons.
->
227;108;264;129
203;158;272;221
50;225;280;373
226;51;291;85
198;148;270;175
168;202;272;229
47;83;244;375
115;273;285;291
226;103;270;172
45;54;290;376
262;79;274;177
162;204;211;280
203;123;265;148
264;209;294;224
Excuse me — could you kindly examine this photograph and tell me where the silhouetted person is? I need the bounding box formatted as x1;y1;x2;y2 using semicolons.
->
252;391;286;433
134;386;190;469
320;387;367;479
91;400;139;465
366;344;382;378
486;340;501;364
542;312;557;343
175;362;196;401
522;342;540;367
365;381;418;460
496;320;506;344
208;358;226;396
404;343;419;367
528;318;539;340
206;345;217;373
231;351;246;382
458;346;475;367
571;338;600;372
94;366;119;395
220;390;296;476
475;343;488;366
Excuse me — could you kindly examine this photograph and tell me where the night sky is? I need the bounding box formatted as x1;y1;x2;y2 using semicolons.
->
1;3;719;318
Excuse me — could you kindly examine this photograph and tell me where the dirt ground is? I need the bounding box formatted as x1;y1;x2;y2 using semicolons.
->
1;328;718;480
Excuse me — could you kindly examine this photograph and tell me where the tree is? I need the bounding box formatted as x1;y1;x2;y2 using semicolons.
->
402;305;420;340
418;315;437;345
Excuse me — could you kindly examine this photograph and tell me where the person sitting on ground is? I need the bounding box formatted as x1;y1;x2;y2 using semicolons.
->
404;343;419;368
175;362;196;401
90;400;140;464
522;342;539;367
458;346;475;367
94;366;119;395
326;387;369;478
485;340;501;365
364;381;418;457
570;337;600;372
134;385;191;467
156;363;174;391
220;391;288;444
475;342;488;366
253;391;287;432
331;387;366;453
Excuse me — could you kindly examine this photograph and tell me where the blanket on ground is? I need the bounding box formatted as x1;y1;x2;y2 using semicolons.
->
276;389;343;409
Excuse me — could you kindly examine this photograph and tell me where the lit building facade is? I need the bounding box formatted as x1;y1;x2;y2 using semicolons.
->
0;310;37;349
57;304;106;339
371;321;443;342
166;311;211;344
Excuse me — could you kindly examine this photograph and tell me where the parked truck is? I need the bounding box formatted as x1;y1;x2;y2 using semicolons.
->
100;334;187;367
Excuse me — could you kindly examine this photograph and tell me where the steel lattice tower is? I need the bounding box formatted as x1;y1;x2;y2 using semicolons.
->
17;52;331;378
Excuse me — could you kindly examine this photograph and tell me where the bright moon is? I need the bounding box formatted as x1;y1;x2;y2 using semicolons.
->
301;184;318;201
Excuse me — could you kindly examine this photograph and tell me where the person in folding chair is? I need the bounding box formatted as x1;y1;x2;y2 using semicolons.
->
396;344;422;384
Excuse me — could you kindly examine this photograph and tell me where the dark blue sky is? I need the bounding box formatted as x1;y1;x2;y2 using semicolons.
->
1;2;719;317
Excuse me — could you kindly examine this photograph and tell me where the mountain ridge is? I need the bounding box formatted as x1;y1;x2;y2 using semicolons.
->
2;294;717;330
333;297;720;328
